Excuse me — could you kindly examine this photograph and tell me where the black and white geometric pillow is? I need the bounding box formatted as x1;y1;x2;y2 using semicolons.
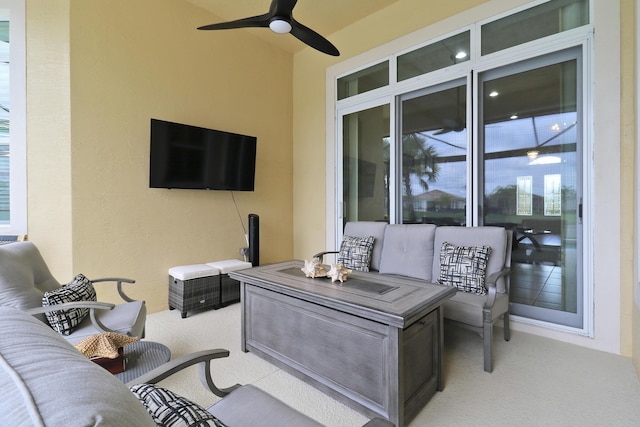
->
130;384;227;427
438;242;492;295
42;273;96;335
338;235;375;272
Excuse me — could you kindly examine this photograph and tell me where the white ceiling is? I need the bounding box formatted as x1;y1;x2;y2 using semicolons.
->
185;0;400;54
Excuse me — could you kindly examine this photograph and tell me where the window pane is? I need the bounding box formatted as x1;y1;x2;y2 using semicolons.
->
0;143;7;222
516;176;532;216
337;61;389;100
342;104;390;225
401;84;467;225
397;31;470;81
481;0;589;55
0;21;8;225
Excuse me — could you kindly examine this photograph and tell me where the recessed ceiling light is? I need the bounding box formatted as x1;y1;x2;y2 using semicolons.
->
489;91;499;97
510;114;518;120
455;51;467;59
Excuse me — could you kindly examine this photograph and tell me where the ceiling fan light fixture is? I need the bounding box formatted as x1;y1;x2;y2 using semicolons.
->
269;18;292;34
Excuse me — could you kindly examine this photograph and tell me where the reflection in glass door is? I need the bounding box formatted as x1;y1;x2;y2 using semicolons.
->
479;48;582;328
400;81;468;225
341;104;390;227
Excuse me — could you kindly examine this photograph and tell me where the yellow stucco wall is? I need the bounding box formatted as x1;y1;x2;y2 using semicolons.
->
26;0;73;280
27;0;294;313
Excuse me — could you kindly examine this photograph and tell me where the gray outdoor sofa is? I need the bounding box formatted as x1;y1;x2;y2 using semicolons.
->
317;222;513;372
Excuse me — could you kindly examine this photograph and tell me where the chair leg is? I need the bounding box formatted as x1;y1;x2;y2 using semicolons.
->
483;320;493;373
503;312;511;341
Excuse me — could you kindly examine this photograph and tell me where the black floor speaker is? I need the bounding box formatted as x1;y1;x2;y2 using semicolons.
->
248;213;259;266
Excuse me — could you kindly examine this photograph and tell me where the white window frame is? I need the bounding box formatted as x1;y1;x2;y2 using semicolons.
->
0;0;26;235
327;0;595;338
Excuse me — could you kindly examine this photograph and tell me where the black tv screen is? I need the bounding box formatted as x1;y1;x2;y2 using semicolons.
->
149;119;256;191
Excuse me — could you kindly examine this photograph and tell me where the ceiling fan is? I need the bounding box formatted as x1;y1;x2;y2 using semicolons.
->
197;0;340;56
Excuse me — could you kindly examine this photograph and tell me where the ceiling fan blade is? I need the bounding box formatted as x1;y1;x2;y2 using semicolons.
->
290;19;340;56
271;0;298;17
198;13;271;31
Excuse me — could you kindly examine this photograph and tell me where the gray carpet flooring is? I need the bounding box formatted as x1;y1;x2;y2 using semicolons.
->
144;304;640;426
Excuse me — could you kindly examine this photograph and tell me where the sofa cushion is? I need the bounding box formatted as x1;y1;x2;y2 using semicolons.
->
42;273;96;335
378;224;437;281
343;222;388;271
438;242;491;295
443;291;510;327
0;306;155;426
338;235;375;272
131;383;226;427
433;226;509;293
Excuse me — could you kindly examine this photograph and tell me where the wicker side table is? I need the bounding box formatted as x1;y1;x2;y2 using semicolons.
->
168;264;221;318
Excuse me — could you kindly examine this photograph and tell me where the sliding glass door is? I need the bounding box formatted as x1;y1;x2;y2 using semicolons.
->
335;0;590;330
479;48;583;327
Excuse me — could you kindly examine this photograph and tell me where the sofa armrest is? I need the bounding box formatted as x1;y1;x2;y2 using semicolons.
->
126;349;241;398
312;251;339;263
92;277;138;302
484;266;511;309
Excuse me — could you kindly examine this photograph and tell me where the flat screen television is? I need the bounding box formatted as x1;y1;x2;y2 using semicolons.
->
149;119;257;191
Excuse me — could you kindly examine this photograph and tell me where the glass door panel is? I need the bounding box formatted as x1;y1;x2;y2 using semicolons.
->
342;104;390;228
480;49;582;327
400;83;467;225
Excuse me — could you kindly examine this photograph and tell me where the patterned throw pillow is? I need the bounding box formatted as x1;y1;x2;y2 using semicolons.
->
130;384;227;427
438;242;492;295
42;273;96;335
337;235;375;272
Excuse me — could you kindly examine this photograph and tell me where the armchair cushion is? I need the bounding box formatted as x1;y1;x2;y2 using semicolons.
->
438;242;492;295
66;299;147;345
0;241;60;322
131;383;226;427
337;235;375;272
42;273;96;335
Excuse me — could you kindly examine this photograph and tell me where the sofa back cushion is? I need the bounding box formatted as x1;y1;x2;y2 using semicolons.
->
0;306;155;426
432;226;509;293
0;242;60;321
378;224;437;281
343;222;388;271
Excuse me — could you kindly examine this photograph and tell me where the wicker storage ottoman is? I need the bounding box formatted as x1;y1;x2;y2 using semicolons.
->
168;264;220;318
206;259;253;307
